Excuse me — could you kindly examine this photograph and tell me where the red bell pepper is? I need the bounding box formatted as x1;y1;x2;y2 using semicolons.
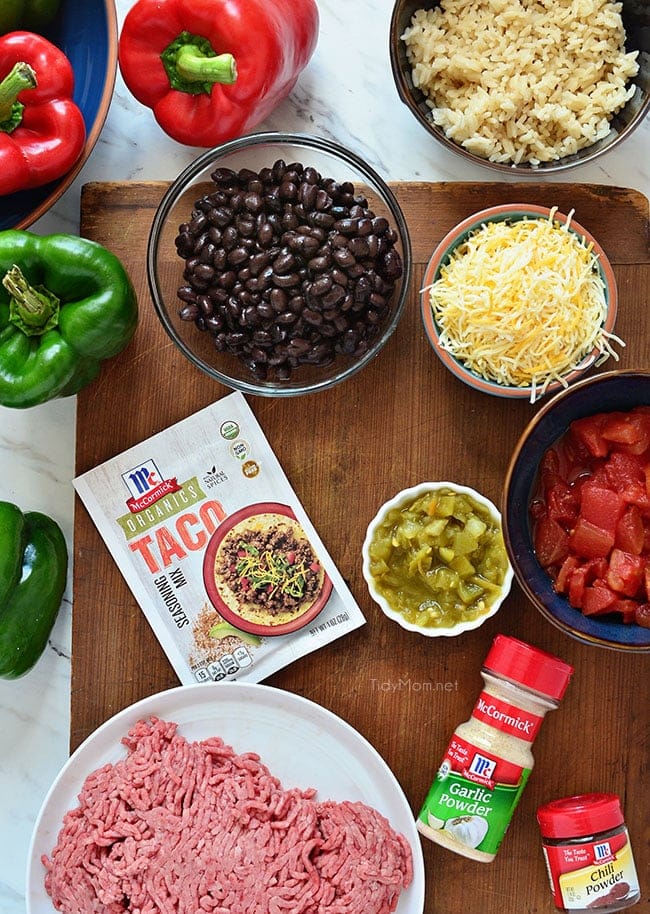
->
0;31;86;195
117;0;319;147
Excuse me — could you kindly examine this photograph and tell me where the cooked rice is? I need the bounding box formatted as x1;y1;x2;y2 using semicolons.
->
401;0;639;164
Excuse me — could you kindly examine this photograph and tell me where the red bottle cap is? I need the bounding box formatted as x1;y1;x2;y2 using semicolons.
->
483;634;573;701
537;793;625;838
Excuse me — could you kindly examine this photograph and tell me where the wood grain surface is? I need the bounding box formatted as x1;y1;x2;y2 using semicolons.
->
75;181;650;914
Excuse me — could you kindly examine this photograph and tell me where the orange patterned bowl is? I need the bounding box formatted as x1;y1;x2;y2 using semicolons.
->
420;205;619;402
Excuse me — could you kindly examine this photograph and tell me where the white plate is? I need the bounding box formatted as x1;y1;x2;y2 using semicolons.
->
27;682;425;913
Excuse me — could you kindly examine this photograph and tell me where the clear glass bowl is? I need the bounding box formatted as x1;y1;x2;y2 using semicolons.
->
147;132;411;397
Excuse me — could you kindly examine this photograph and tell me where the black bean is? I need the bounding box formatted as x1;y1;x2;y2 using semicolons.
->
269;288;288;312
307;342;334;364
197;295;213;316
272;272;300;289
332;248;356;269
228;246;249;266
310;276;333;297
178;285;198;303
287;295;304;314
180;303;199;321
299;182;318;210
193;263;214;283
211;167;237;185
279;181;298;201
303;308;323;326
287;337;311;355
322;285;346;307
349;236;370;258
218;270;237;291
209;207;233;228
308;254;331;273
273;251;296;273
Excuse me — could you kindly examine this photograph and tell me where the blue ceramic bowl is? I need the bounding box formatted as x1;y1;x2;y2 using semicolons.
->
503;369;650;652
1;0;117;230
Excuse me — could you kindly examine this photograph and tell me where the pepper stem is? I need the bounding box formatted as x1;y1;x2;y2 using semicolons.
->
161;31;237;96
3;265;60;337
0;62;37;132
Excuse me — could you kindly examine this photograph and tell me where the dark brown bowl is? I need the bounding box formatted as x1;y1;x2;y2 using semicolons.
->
390;0;650;174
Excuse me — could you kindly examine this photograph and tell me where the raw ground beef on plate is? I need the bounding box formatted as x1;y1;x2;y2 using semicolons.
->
43;716;413;914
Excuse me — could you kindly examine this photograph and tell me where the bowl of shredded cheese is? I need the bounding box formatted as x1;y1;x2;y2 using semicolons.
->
420;205;622;403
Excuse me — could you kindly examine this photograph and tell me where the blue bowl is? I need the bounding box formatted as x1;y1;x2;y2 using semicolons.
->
503;369;650;652
1;0;117;230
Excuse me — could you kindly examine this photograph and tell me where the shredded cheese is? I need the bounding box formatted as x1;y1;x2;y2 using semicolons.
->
428;210;624;401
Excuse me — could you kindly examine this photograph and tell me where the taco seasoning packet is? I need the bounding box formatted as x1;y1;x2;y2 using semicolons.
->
73;391;365;684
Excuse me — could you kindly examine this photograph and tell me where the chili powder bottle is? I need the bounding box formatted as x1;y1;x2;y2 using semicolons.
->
416;634;574;862
537;793;641;913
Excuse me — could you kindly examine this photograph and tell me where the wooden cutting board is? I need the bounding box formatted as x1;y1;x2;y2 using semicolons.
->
74;182;650;914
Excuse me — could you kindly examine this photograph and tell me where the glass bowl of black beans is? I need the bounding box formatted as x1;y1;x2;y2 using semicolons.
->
147;132;411;396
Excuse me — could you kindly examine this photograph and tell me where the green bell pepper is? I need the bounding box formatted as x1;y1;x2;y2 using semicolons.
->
0;230;138;408
0;500;68;679
0;0;61;32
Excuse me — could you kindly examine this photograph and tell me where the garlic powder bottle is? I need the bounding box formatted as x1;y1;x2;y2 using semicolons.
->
417;634;574;862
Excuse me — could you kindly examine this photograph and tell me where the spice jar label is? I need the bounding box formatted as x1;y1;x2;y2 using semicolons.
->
542;833;640;910
417;733;530;857
473;690;543;741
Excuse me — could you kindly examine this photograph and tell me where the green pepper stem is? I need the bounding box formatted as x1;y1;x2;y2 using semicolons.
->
0;62;37;130
161;31;237;96
3;265;60;337
175;45;237;84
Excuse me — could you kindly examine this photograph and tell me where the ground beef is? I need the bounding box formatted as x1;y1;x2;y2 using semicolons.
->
43;717;413;914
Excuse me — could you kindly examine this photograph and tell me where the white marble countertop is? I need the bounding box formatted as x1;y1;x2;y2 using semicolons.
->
0;0;648;909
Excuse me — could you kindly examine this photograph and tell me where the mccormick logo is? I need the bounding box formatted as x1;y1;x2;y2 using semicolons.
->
123;460;181;513
463;752;496;788
593;841;614;864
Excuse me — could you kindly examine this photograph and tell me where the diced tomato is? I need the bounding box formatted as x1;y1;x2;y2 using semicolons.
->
556;555;580;593
534;515;569;568
603;411;650;456
584;557;608;583
581;580;617;616
606;548;644;597
610;598;642;624
605;450;645;490
568;518;615;559
531;406;650;630
579;484;624;536
546;481;580;526
634;603;650;628
539;448;561;494
620;484;650;512
615;505;644;554
570;414;609;458
568;564;588;607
